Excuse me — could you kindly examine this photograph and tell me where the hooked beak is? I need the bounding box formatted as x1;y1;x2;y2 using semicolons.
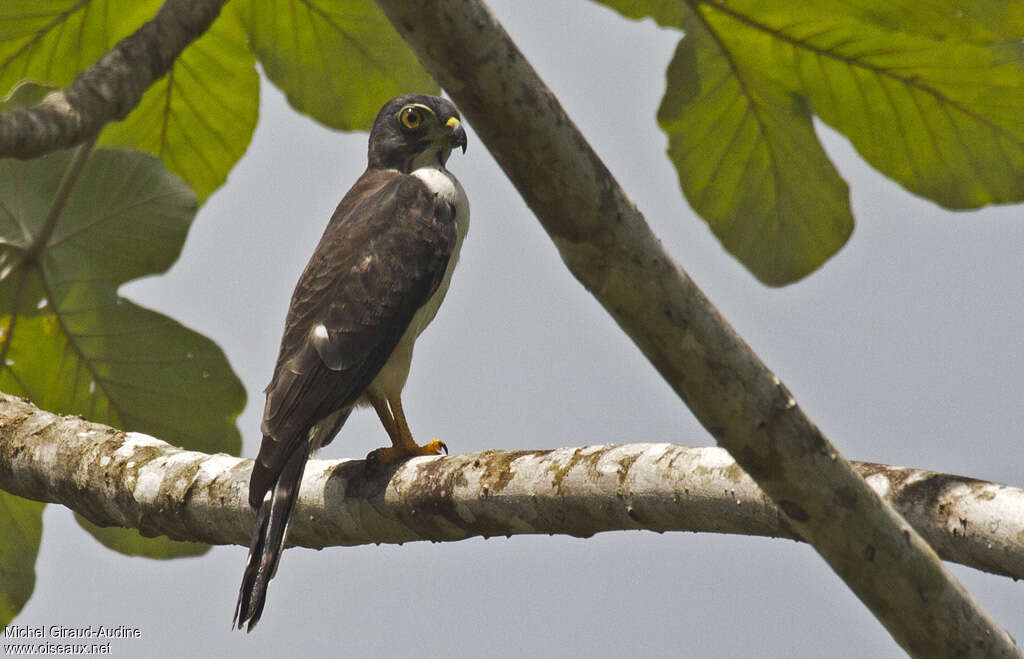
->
446;117;467;154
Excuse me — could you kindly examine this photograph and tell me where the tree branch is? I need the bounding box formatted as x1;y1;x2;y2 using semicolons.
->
2;393;1023;583
372;1;1020;655
0;0;228;159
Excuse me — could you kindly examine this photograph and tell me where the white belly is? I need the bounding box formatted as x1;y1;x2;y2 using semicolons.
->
363;165;469;400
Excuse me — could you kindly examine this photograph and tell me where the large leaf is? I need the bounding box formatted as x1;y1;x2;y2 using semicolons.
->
2;282;245;451
99;7;258;203
658;11;853;285
0;146;244;453
0;491;44;626
594;0;1024;284
0;1;153;92
599;0;1024;40
0;146;245;557
1;1;258;203
236;0;438;130
788;0;1024;42
705;3;1024;209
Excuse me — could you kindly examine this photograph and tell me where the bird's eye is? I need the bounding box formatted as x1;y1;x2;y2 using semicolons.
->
399;107;423;130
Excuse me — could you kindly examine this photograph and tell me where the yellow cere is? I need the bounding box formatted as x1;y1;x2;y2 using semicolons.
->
446;117;461;129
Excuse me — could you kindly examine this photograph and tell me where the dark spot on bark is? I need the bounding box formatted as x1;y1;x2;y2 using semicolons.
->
733;442;787;484
833;486;858;509
890;471;987;539
400;459;463;525
778;499;810;522
329;459;385;502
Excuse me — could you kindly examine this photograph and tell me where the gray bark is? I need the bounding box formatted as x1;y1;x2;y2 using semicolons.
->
372;1;1020;655
0;0;228;159
2;393;1023;585
0;0;1018;653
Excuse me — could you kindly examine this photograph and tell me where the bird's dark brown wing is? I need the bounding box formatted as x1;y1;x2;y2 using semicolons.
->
248;168;456;508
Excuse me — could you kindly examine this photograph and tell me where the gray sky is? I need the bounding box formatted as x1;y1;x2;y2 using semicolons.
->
18;1;1023;656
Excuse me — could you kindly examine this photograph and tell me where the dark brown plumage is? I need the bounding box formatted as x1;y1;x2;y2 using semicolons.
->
235;95;468;631
249;170;457;508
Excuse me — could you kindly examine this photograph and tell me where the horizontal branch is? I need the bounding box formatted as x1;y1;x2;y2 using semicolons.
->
1;394;1022;581
0;0;228;158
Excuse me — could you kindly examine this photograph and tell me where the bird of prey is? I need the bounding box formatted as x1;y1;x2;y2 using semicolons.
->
234;95;469;631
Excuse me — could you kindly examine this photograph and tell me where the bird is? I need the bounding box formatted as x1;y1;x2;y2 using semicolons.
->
233;94;469;631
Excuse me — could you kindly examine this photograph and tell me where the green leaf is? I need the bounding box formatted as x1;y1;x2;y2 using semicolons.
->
99;8;259;203
658;12;853;285
594;0;1024;284
0;147;245;556
236;0;438;130
0;1;155;92
706;2;1024;209
75;515;208;560
796;0;1024;42
2;283;245;452
0;147;245;451
598;0;1024;41
0;81;54;110
1;1;258;203
0;491;44;626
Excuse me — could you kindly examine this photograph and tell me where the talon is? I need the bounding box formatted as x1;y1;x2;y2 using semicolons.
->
420;439;446;456
365;440;446;469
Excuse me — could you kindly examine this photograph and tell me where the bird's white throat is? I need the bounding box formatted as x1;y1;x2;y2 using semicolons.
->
412;166;464;208
408;164;470;328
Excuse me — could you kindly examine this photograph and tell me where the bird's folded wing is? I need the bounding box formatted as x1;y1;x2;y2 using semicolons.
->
250;170;456;503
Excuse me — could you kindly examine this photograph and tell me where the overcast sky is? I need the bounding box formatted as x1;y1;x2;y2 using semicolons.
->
17;1;1024;656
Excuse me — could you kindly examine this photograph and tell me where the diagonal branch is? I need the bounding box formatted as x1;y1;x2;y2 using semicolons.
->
371;1;1019;655
1;393;1023;582
0;0;228;159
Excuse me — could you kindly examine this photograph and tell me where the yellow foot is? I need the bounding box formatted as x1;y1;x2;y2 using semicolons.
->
365;439;448;471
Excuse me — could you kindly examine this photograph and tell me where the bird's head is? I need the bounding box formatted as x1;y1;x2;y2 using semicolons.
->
367;95;467;173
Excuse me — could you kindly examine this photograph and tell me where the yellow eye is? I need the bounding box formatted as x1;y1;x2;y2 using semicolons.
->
399;107;423;130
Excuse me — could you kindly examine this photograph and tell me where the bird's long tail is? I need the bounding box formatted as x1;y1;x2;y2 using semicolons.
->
233;441;311;632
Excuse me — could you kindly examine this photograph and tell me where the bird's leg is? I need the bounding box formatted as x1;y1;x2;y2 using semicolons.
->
368;392;399;444
389;395;446;456
365;393;447;469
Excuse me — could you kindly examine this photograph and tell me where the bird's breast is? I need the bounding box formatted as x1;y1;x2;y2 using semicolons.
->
363;166;469;401
406;165;469;339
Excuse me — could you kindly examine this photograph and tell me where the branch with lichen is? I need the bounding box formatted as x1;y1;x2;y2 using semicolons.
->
2;0;1019;650
372;2;1021;655
0;0;228;159
2;393;1022;582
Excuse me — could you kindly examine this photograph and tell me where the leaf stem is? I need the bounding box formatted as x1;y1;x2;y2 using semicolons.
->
1;137;97;382
21;135;97;266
